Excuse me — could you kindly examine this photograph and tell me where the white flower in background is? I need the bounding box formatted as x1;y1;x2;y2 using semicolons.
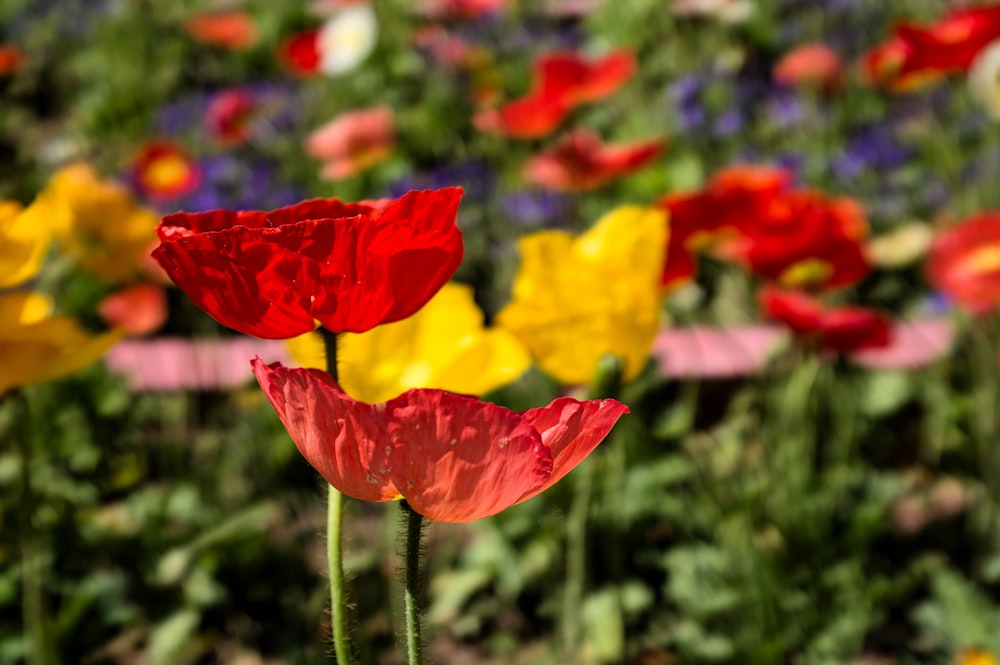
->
969;38;1000;120
671;0;754;24
318;2;378;76
866;222;935;269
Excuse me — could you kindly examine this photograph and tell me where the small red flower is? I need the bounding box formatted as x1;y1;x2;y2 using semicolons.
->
252;358;628;523
183;11;259;50
895;5;1000;77
0;45;24;76
522;129;664;191
152;188;464;339
773;42;843;91
205;89;257;146
473;94;570;139
760;287;891;354
304;105;395;180
278;29;323;75
657;165;792;288
926;213;1000;314
98;284;168;337
130;140;201;202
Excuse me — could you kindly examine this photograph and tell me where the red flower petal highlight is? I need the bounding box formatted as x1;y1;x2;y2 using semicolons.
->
926;213;1000;314
130;140;201;201
760;287;891;354
523;129;664;191
896;5;1000;77
97;284;168;337
473;94;569;140
252;359;628;522
278;29;322;75
205;89;257;146
535;50;636;105
152;188;464;338
0;45;24;76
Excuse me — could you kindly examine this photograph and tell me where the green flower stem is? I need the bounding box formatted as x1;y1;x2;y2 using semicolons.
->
402;502;425;665
319;328;354;665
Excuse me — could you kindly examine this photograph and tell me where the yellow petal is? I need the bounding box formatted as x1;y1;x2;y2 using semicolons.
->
0;292;123;395
0;194;62;288
288;283;531;404
497;205;667;385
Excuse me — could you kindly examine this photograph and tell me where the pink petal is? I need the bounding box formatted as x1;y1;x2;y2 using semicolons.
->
852;318;955;368
653;325;785;378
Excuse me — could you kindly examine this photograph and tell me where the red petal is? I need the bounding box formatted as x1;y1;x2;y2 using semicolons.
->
384;390;553;523
279;29;321;75
252;359;398;501
517;398;628;502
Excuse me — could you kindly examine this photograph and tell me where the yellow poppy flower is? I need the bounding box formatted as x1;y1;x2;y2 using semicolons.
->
286;282;531;403
959;649;1000;665
0;291;123;395
43;163;160;281
0;193;66;288
496;205;667;385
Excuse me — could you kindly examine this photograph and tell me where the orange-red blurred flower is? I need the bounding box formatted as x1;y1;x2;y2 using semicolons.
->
97;284;168;337
657;165;792;288
205;89;257;146
896;5;1000;78
183;11;258;50
304;105;395;180
129;141;200;202
773;43;843;91
475;50;635;139
0;45;23;75
522;129;664;191
926;213;1000;313
253;358;628;522
152;188;464;339
760;287;891;354
733;189;870;291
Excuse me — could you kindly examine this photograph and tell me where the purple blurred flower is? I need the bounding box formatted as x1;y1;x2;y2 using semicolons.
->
502;190;570;228
160;154;304;213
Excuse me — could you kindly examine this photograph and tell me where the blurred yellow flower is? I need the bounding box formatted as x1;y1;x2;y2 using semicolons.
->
286;282;531;403
0;291;123;395
0;193;66;288
44;163;160;282
496;205;667;385
959;649;1000;665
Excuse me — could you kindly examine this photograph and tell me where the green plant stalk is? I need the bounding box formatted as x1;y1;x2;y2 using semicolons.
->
402;503;424;665
319;328;354;665
562;456;592;657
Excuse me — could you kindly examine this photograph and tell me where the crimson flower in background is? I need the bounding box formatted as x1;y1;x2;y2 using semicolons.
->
657;164;792;289
304;105;395;180
475;50;635;139
253;359;628;523
760;287;891;354
895;5;1000;77
98;284;168;337
732;189;871;291
0;45;23;75
130;141;201;202
522;129;664;191
183;10;259;50
926;214;1000;314
152;187;463;339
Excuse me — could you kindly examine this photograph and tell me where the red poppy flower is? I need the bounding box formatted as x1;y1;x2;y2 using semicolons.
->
734;190;870;291
759;287;891;354
97;284;168;337
476;50;635;139
926;213;1000;314
152;188;464;339
183;11;259;50
534;50;636;105
522;129;664;191
278;29;323;75
895;5;1000;77
0;45;23;76
252;358;628;523
130;141;201;201
657;165;792;288
205;89;257;146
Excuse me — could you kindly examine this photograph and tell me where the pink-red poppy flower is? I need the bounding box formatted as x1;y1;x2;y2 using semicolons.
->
205;89;257;146
183;11;259;50
759;287;891;354
657;164;792;288
304;105;395;180
926;213;1000;313
129;141;201;202
522;129;664;191
253;358;628;523
152;188;464;339
97;284;168;337
773;42;843;91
